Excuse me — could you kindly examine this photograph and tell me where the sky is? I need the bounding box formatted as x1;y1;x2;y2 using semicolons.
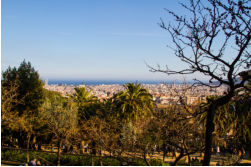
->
2;0;205;81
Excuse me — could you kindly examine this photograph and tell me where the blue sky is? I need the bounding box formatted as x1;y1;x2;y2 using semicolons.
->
2;0;203;81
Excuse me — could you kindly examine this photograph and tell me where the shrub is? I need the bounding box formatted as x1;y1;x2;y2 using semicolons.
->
150;158;169;166
101;157;121;166
1;149;170;166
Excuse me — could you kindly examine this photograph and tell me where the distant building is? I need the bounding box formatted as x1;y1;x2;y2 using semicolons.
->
45;79;48;86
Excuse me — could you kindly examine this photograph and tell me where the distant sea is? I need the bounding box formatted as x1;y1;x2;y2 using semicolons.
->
46;80;189;86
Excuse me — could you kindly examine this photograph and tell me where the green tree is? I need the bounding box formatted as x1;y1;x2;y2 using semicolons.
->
72;87;98;120
214;82;251;162
34;89;62;151
114;83;154;121
2;60;44;115
133;117;159;166
2;60;45;160
41;92;78;166
71;86;99;154
198;84;251;165
1;77;21;130
112;83;154;163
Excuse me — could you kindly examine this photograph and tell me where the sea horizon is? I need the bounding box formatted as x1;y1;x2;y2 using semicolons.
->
45;79;195;86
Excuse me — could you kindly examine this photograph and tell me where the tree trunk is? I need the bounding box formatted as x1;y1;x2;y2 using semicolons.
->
80;140;85;154
18;134;26;149
162;143;167;162
26;133;31;163
91;154;94;166
163;150;167;162
172;150;184;166
57;140;63;166
99;155;103;166
203;92;234;165
32;135;36;150
203;104;216;166
38;141;42;150
143;149;151;166
187;154;191;166
184;143;191;166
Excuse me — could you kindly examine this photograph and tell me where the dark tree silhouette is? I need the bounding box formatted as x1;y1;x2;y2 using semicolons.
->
149;0;250;165
2;60;44;116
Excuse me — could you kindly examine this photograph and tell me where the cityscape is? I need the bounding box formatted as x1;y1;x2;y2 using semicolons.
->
44;82;227;105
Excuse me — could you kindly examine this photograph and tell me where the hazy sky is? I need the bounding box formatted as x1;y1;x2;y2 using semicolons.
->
2;0;204;81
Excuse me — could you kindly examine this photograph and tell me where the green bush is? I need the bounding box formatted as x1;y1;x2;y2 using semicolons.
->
176;159;187;166
191;160;202;166
1;149;170;166
101;157;121;166
1;150;25;162
150;158;169;166
132;158;147;166
2;149;58;165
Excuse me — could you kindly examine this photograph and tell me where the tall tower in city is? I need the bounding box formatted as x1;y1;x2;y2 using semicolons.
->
45;78;48;86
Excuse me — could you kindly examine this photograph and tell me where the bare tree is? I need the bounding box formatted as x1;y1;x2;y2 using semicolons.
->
148;0;250;165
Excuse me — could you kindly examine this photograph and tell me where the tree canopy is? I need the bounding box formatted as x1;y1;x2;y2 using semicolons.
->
2;60;44;116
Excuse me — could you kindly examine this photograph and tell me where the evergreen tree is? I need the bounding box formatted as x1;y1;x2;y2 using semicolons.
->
2;60;44;115
2;60;45;151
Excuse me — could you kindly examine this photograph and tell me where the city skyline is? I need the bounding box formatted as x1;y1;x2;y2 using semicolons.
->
2;0;212;81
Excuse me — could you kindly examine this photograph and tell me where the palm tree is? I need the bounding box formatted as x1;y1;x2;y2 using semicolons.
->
71;87;100;154
114;83;154;121
71;87;98;120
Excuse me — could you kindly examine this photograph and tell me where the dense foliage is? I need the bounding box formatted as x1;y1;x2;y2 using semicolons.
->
2;61;250;166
